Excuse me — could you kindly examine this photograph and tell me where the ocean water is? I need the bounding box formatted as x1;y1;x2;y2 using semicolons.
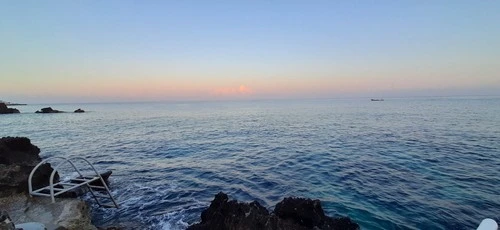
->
1;97;499;230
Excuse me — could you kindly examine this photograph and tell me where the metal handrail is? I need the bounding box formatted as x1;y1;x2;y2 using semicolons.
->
28;156;119;208
28;156;81;194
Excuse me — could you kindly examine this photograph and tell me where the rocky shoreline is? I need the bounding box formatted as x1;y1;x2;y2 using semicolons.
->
1;137;359;229
188;192;359;230
0;137;97;229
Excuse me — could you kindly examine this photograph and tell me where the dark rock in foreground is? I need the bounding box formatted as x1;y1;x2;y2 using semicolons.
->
0;103;20;114
74;108;85;113
188;192;359;230
36;107;63;113
0;137;58;197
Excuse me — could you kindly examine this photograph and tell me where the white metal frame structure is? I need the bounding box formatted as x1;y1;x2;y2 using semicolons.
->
28;156;119;208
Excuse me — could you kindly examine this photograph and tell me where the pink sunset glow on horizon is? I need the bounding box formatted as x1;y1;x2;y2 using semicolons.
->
1;1;499;103
212;85;253;96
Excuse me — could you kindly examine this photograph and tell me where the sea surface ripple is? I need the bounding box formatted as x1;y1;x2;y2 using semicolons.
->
1;97;499;229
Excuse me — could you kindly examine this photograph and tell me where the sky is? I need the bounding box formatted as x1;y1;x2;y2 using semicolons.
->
1;1;499;103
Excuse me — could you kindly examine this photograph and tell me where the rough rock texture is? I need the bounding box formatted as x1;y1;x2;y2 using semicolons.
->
274;197;359;230
0;194;96;230
89;170;112;187
0;103;20;114
188;192;359;230
74;108;85;113
274;197;327;228
0;210;15;230
35;107;63;113
0;137;58;196
190;192;270;230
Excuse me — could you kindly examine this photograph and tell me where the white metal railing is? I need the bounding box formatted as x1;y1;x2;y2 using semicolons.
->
28;156;119;208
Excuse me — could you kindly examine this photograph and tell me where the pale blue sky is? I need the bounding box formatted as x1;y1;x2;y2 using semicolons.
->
1;1;499;103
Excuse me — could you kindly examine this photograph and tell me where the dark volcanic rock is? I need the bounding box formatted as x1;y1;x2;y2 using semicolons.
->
188;192;359;230
74;108;85;113
70;170;112;188
189;192;270;230
89;170;112;187
274;197;326;228
273;197;359;229
0;103;20;114
60;170;114;197
0;137;58;197
36;107;63;113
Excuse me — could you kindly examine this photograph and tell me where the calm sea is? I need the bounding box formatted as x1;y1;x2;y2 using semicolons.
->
1;97;499;230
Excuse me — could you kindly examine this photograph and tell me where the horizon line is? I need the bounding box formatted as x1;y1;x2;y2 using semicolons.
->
7;93;500;105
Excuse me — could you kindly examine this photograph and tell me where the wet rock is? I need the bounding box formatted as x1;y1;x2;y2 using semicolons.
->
60;170;113;197
70;170;112;187
188;192;359;230
90;170;112;187
274;197;326;228
0;103;20;114
0;137;58;197
74;109;85;113
189;192;270;230
274;197;359;229
35;107;63;113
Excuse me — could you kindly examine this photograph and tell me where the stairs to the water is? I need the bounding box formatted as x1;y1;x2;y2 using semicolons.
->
28;156;119;208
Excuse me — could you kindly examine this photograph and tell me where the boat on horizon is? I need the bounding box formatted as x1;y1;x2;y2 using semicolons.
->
371;98;384;101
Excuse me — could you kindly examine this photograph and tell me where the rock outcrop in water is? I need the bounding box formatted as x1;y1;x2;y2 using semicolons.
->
74;108;85;113
0;137;58;196
36;107;63;113
188;192;359;230
0;103;20;114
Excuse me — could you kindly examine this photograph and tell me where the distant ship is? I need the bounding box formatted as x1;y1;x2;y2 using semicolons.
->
370;99;384;101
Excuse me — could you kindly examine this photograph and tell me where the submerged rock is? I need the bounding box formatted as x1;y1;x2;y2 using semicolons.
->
0;103;20;114
74;108;85;113
0;137;58;196
88;170;112;187
60;170;113;198
35;107;63;113
188;192;359;230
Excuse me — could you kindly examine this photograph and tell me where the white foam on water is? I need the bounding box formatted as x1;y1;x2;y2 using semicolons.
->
145;199;208;230
61;172;80;181
160;222;171;230
87;179;213;229
150;211;187;230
